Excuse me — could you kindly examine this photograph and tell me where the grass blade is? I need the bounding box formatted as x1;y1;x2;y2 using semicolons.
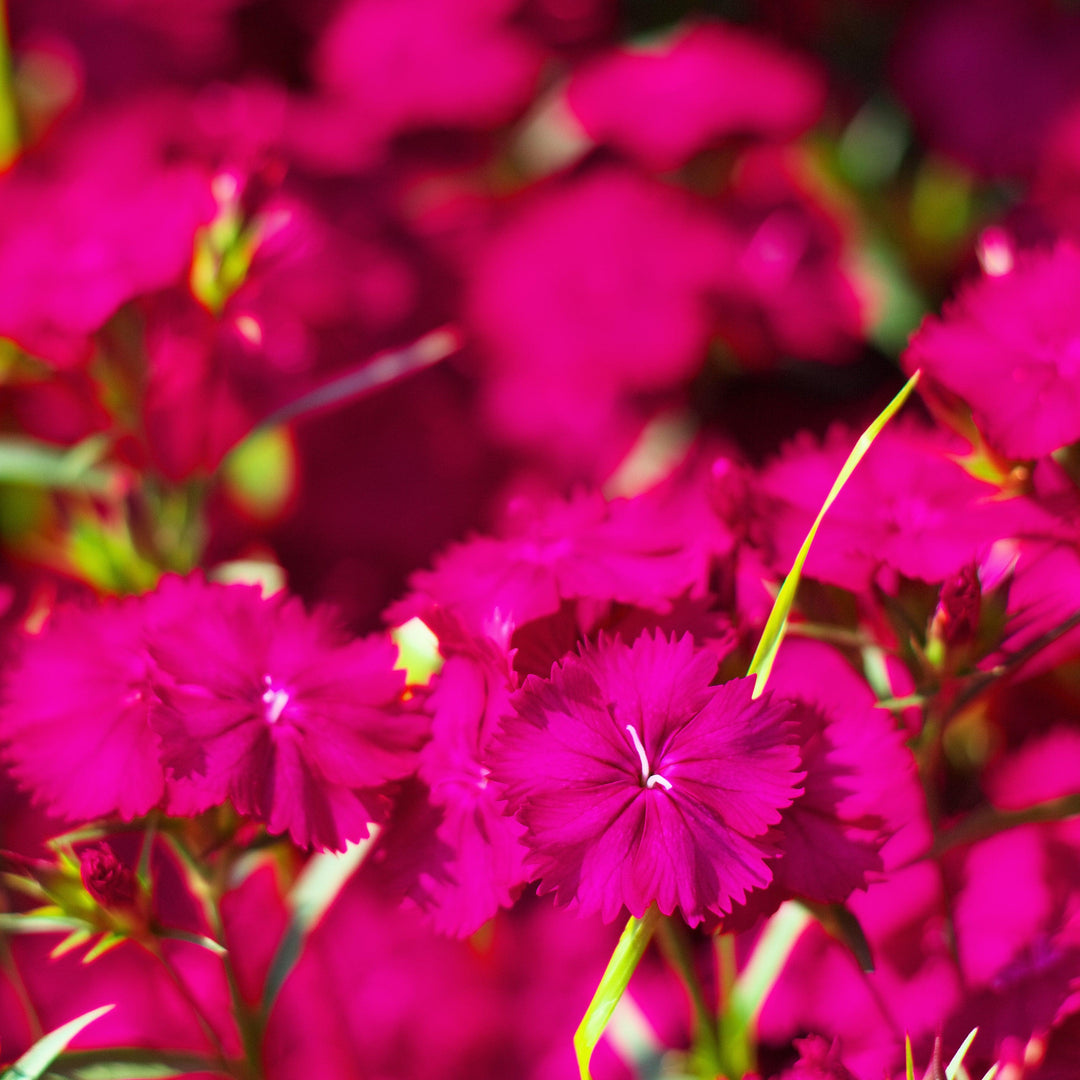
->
574;906;660;1080
746;371;921;697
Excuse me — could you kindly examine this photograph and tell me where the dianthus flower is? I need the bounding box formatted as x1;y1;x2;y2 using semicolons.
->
491;632;803;925
566;19;824;171
147;577;427;851
0;594;165;822
904;242;1080;459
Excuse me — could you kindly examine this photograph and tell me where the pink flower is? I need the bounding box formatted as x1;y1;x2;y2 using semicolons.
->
491;632;803;925
315;0;544;146
390;486;721;638
414;653;530;936
147;577;426;851
566;19;824;171
760;419;1053;592
0;594;165;822
905;242;1080;460
0;103;213;366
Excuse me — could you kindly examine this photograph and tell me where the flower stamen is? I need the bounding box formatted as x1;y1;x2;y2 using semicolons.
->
625;723;672;791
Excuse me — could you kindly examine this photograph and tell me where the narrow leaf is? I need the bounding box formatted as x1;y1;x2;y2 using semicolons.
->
81;934;124;965
746;372;920;697
574;907;660;1080
49;931;94;960
261;831;379;1013
1;1005;114;1080
0;436;119;495
945;1029;978;1080
255;326;460;431
37;1047;215;1080
0;914;90;934
906;1036;916;1080
156;929;227;957
718;902;812;1077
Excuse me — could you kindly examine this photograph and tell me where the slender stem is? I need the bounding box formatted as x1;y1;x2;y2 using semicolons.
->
0;0;19;169
922;793;1080;863
1;934;42;1040
143;938;231;1068
657;917;721;1078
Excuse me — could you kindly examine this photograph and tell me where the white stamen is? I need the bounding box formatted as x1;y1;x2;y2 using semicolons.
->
625;723;650;782
625;724;671;792
261;678;289;725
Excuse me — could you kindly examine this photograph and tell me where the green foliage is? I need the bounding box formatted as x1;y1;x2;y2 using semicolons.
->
574;907;661;1080
1;1006;114;1080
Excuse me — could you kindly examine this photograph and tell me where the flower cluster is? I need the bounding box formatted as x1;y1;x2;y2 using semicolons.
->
0;1;1079;1079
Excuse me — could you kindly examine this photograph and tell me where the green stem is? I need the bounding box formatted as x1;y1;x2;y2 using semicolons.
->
0;0;18;169
0;933;42;1041
143;938;231;1069
657;918;721;1078
923;793;1080;863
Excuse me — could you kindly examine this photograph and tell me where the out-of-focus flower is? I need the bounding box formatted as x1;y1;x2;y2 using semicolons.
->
760;419;1053;592
565;19;825;171
0;104;213;365
147;576;427;851
413;652;530;936
491;632;803;925
0;593;165;822
891;0;1080;178
390;486;724;638
466;164;734;461
314;0;544;152
905;242;1080;460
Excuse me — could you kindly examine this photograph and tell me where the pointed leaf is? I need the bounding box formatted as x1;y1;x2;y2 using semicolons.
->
156;929;227;957
574;906;660;1080
906;1036;916;1080
50;931;94;960
945;1029;978;1080
1;1005;114;1080
0;913;90;934
746;371;921;696
81;934;124;965
718;902;812;1077
261;832;379;1013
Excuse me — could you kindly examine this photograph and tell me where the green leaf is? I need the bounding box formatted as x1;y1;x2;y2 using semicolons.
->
906;1036;916;1080
945;1029;978;1080
0;436;119;495
155;929;227;957
0;913;90;934
1;1005;114;1080
39;1047;217;1080
0;0;19;169
746;372;921;697
717;902;812;1078
261;832;380;1013
80;933;124;965
574;906;660;1080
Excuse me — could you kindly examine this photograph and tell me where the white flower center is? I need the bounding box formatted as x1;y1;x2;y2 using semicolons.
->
625;723;672;791
261;675;290;725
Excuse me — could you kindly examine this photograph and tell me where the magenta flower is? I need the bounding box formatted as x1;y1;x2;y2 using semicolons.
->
905;242;1080;460
566;19;824;171
390;486;722;639
0;594;165;822
415;653;530;936
147;577;427;851
491;632;803;925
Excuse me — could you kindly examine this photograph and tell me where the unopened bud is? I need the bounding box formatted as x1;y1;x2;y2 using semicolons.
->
79;845;137;910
